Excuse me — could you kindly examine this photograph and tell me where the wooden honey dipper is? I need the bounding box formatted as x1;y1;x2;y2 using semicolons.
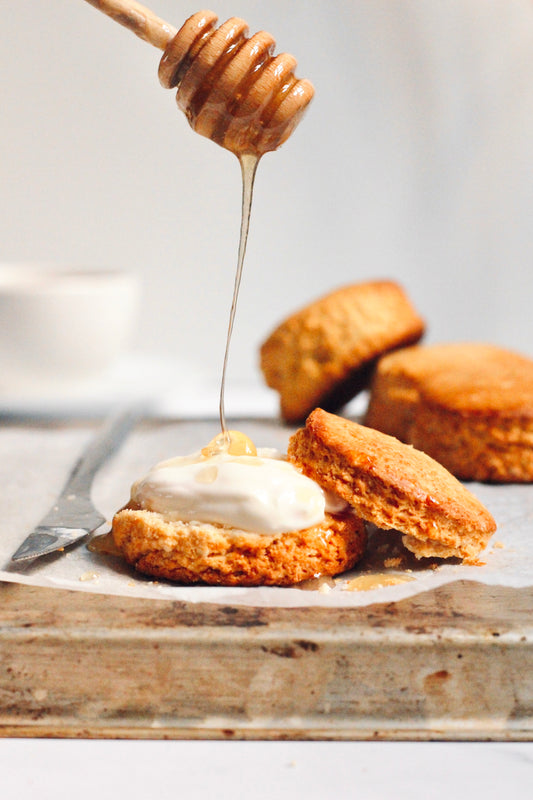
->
84;1;315;156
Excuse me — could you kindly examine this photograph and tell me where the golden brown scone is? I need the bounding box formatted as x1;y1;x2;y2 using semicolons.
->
365;343;533;482
112;506;367;586
260;280;425;423
287;408;496;561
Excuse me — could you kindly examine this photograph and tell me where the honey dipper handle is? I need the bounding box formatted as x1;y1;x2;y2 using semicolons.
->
83;0;178;50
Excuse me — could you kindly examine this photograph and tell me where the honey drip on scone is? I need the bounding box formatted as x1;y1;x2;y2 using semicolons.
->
88;531;122;557
202;427;257;457
216;154;259;451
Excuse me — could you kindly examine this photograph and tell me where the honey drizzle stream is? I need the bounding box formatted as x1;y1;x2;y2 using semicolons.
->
218;153;259;446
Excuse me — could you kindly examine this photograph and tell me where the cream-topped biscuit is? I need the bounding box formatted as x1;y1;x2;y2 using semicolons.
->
112;435;367;586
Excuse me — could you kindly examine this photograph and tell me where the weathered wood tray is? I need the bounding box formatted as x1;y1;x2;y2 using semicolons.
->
1;579;531;740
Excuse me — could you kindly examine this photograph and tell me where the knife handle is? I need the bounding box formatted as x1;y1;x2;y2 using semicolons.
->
65;409;140;496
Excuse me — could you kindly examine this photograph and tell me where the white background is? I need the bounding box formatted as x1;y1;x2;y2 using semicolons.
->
2;0;533;397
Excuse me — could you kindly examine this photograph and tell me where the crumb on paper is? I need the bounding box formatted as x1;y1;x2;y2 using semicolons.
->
492;541;505;550
79;571;99;582
296;575;337;592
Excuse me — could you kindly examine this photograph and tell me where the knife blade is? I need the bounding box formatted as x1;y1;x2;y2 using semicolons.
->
10;408;139;562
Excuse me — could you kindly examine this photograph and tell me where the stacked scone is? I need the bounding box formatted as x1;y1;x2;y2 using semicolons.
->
112;409;496;584
112;405;497;583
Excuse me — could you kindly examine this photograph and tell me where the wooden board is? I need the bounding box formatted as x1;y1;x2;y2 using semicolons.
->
0;579;531;740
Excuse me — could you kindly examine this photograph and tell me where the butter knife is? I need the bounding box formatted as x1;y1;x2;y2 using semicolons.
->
10;408;139;563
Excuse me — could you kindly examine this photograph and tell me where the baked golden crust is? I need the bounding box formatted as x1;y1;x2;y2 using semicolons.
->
259;280;425;423
287;408;496;561
365;343;533;482
112;506;367;586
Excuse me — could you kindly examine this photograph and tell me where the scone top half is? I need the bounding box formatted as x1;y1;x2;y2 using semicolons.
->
260;280;425;422
288;408;496;562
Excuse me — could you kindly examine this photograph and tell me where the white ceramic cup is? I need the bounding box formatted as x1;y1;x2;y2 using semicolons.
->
0;264;140;394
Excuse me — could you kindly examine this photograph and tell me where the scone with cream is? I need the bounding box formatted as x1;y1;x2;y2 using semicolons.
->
112;432;367;586
365;343;533;482
288;409;496;562
260;280;425;423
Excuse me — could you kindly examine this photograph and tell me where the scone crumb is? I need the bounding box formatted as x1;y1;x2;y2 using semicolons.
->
296;575;337;592
384;557;403;568
79;571;99;582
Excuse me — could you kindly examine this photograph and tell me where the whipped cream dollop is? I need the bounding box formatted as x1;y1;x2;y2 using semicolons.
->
131;448;347;535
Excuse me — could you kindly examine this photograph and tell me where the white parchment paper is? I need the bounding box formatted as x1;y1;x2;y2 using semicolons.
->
1;418;532;608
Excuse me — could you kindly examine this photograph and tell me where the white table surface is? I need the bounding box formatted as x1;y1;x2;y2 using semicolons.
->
0;740;532;799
